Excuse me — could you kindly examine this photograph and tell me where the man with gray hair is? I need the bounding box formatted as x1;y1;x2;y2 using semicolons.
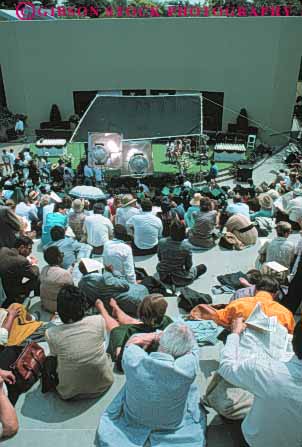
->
96;322;207;447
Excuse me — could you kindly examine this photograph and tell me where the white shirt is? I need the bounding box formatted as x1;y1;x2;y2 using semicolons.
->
226;202;250;218
15;202;37;220
84;214;113;247
103;239;136;283
286;196;302;223
115;206;140;228
9;152;15;164
24;152;32;162
219;333;302;447
126;212;163;249
43;203;55;225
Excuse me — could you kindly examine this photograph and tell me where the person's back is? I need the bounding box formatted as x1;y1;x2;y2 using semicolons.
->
265;237;295;268
219;319;302;447
84;210;113;248
127;199;163;250
188;198;217;248
103;237;135;284
46;286;113;400
96;323;206;447
0;206;20;248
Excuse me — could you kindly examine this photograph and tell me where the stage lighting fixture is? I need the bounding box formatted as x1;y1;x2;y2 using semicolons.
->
122;140;153;176
88;132;122;169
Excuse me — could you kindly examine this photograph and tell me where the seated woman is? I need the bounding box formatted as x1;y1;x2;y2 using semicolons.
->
40;246;73;313
96;294;173;371
45;285;114;400
96;323;207;447
225;213;258;248
157;220;206;287
250;193;274;221
188;197;218;249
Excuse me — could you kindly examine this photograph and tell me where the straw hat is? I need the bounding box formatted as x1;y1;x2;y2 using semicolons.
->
258;193;273;210
28;190;39;201
267;189;279;201
72;199;84;213
121;194;137;208
190;193;202;206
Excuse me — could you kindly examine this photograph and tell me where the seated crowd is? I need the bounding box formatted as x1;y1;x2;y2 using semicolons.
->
0;150;302;446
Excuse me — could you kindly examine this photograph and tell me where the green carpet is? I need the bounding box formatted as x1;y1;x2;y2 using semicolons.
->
152;144;232;174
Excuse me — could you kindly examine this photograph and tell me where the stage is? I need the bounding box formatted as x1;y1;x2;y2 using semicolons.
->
29;142;233;175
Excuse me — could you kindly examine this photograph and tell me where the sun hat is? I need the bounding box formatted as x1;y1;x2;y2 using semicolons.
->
28;190;39;201
190;193;202;206
267;189;279;201
121;194;137;208
72;199;84;213
258;193;273;210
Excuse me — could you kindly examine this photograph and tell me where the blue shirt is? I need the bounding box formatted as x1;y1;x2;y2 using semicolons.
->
226;202;250;218
42;212;67;246
46;237;92;269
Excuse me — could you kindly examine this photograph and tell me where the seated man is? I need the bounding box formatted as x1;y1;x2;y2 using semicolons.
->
40;247;74;313
46;285;114;401
46;225;92;269
226;194;250;219
126;198;163;256
82;202;113;255
157;220;206;286
78;261;148;317
258;221;295;269
96;323;207;447
190;276;295;333
219;317;302;447
0;236;40;308
103;225;136;284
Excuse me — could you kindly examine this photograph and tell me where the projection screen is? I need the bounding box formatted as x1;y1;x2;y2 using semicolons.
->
70;94;203;142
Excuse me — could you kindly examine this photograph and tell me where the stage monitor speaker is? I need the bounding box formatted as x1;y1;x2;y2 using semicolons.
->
122;140;153;175
88;132;122;169
237;166;253;182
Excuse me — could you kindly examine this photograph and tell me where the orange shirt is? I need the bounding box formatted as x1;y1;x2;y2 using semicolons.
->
215;291;295;334
190;291;295;334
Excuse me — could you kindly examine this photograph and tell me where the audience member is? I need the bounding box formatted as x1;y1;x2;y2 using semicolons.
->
188;197;218;249
258;221;295;269
46;285;114;400
82;202;113;255
219;318;302;447
191;276;295;333
78;261;148;316
96;294;173;369
68;199;86;241
103;225;135;284
96;323;207;447
126;198;163;256
0;236;39;308
47;225;92;269
157;220;206;286
115;194;140;227
40;246;73;313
